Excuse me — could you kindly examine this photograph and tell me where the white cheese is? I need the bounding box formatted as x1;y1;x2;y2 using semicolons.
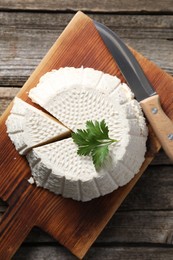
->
27;67;148;201
29;67;121;106
6;97;70;154
27;134;146;201
28;176;35;184
26;138;118;201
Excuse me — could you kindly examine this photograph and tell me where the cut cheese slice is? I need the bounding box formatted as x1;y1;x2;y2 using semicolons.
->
27;67;148;201
6;97;70;154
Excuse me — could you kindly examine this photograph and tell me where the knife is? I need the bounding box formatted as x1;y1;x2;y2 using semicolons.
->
94;21;173;161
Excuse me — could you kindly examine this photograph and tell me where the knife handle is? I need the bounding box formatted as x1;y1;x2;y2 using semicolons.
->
140;95;173;161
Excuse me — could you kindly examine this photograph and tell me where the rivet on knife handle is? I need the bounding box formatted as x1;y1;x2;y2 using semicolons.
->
94;21;173;160
140;95;173;160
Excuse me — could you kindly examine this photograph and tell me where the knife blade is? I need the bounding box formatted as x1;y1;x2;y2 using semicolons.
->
94;20;173;160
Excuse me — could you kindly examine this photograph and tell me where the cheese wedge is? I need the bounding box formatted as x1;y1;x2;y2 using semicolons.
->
27;67;148;201
6;97;70;154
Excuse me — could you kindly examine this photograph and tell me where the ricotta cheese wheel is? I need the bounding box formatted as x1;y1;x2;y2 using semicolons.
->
27;67;148;201
6;97;70;154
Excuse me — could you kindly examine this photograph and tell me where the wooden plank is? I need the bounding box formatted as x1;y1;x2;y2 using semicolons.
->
22;210;173;244
98;210;173;244
121;166;173;210
1;36;172;87
1;12;173;30
0;11;173;259
13;245;76;260
0;87;19;114
0;0;173;13
13;245;173;260
0;6;172;260
0;13;173;86
152;149;173;165
2;203;173;245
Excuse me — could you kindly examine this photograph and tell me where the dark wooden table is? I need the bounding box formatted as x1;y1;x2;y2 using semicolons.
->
0;1;173;259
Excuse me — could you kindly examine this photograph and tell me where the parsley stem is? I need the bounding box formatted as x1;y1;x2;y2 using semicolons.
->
97;139;117;144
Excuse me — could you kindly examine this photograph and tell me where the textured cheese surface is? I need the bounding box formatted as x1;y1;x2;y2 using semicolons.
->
6;97;70;154
27;67;148;201
27;133;146;201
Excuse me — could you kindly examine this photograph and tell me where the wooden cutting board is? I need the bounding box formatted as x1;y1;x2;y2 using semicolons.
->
0;11;173;259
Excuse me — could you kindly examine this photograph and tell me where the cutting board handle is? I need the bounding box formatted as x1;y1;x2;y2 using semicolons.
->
0;194;34;258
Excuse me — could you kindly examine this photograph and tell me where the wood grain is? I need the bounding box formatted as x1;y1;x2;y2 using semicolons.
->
140;95;173;160
1;165;173;211
1;2;173;259
13;245;173;260
0;0;173;12
20;209;173;244
0;13;173;86
0;11;173;259
2;206;173;247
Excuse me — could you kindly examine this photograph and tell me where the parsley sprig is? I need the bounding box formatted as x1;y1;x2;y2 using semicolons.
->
72;120;118;170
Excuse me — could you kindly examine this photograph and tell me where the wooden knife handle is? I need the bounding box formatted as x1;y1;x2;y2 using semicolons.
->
140;95;173;161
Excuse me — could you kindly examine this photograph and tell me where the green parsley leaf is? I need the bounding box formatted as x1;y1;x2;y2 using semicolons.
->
91;145;109;170
71;119;118;170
